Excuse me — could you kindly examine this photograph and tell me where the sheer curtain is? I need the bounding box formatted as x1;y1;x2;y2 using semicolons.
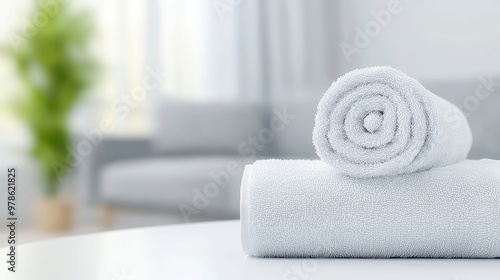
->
75;0;342;104
0;0;343;137
158;0;342;101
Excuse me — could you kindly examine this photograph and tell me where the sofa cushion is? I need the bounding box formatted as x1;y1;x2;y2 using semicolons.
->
153;98;265;154
99;156;249;220
270;97;320;159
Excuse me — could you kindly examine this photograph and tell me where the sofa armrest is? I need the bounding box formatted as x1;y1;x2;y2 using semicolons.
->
87;137;159;205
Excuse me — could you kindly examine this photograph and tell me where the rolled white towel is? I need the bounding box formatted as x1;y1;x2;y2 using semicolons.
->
313;66;472;178
241;159;500;258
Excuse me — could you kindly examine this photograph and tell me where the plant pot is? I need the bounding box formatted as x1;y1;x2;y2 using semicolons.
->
35;197;75;232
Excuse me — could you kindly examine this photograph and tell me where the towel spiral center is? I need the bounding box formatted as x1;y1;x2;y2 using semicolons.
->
363;111;383;133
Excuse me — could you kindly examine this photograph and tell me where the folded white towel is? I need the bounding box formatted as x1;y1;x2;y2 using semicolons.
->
241;159;500;258
313;66;472;178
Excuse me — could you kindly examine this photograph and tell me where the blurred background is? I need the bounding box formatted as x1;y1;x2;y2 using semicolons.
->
1;0;499;244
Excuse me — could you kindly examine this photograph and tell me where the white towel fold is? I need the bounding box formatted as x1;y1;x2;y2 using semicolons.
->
313;66;472;178
241;159;500;258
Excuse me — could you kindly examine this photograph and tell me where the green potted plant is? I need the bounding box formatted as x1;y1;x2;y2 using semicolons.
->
3;0;98;231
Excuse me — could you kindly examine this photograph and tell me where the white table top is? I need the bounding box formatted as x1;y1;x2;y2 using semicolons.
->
1;220;500;280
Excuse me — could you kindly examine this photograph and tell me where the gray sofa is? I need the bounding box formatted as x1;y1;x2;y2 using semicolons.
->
89;79;500;224
90;97;320;223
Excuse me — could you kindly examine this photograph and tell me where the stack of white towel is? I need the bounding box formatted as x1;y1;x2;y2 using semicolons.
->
241;67;500;258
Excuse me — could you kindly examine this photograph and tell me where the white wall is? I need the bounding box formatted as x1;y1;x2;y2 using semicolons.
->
338;0;500;80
